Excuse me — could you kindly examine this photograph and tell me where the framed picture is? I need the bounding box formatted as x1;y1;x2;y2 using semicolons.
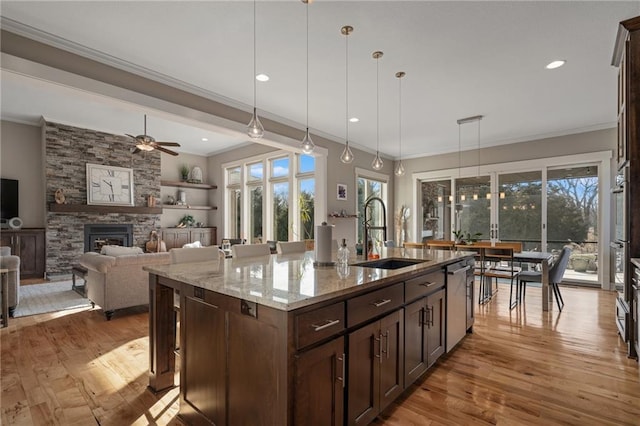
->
86;163;134;206
337;183;347;201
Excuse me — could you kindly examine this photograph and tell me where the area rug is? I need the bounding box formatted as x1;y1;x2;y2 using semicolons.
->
14;280;92;318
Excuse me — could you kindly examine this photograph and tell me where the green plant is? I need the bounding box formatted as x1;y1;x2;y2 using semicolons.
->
453;229;482;244
179;164;190;180
178;214;195;227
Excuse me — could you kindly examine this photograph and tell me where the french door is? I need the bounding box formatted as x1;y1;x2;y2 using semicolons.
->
417;153;609;287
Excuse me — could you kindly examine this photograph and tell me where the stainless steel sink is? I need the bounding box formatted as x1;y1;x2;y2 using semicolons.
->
351;258;428;270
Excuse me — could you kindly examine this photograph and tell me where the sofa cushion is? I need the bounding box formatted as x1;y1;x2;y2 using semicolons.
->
182;240;202;248
100;245;144;256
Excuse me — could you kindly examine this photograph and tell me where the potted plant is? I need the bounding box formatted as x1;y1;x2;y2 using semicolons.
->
453;229;482;245
177;214;195;228
179;164;190;181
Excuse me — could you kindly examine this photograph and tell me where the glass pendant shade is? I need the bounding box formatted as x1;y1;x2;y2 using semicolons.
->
394;160;405;176
301;128;315;154
372;151;383;170
340;142;354;163
247;107;264;139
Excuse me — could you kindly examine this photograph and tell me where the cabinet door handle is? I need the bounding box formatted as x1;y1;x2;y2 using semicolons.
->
384;330;390;359
426;306;434;327
311;319;340;332
371;299;391;308
375;334;383;363
336;353;345;388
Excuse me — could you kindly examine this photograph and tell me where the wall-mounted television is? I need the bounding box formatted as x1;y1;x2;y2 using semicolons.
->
1;178;19;221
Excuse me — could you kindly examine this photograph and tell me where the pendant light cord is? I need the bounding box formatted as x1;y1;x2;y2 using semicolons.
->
253;0;257;109
376;54;380;154
345;30;349;145
398;76;402;158
306;2;309;129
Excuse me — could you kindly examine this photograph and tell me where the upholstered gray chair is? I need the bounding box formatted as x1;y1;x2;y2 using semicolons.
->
519;246;572;311
170;245;223;263
0;246;20;317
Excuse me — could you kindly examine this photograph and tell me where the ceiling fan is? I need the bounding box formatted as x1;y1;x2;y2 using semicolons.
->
126;114;181;156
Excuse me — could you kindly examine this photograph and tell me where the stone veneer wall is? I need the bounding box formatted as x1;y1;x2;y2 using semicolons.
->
45;121;162;277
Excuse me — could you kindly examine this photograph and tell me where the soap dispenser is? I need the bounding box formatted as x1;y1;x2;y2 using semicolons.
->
337;238;349;266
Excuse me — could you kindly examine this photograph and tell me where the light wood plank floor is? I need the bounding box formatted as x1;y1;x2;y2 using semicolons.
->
2;283;639;425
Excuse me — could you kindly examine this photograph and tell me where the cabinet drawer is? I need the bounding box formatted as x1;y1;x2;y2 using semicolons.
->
347;283;404;328
405;270;444;302
296;302;345;350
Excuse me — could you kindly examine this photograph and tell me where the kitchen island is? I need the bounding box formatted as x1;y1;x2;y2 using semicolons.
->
145;247;474;425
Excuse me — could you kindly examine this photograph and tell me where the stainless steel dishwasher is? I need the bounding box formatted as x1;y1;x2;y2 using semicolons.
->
446;261;471;352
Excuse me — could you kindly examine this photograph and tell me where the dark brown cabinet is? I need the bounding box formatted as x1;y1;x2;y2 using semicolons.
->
161;227;217;250
294;337;345;425
347;309;404;425
0;228;45;278
404;287;446;385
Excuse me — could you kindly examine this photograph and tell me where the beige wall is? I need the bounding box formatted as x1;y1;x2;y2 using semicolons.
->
392;128;616;217
0;120;44;227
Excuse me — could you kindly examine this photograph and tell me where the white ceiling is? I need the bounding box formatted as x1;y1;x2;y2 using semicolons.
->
1;1;639;158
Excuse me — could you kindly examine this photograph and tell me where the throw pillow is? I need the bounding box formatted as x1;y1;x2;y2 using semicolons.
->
101;245;144;257
182;240;202;248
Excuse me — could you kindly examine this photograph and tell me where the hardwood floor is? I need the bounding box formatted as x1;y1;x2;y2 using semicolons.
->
1;283;639;425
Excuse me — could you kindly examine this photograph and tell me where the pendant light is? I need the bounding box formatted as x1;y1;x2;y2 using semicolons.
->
371;51;384;170
394;71;406;176
247;0;264;139
340;25;354;164
300;0;315;154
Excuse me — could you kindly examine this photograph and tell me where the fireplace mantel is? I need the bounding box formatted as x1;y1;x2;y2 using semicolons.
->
49;203;162;214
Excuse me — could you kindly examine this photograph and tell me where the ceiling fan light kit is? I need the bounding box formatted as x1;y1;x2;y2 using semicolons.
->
126;114;181;156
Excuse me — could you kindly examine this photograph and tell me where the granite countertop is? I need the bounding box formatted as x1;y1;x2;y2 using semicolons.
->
144;247;473;311
631;258;640;268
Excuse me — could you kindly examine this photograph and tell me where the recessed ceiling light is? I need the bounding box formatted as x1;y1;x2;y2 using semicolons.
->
545;60;566;70
201;137;208;142
349;117;359;123
256;74;270;82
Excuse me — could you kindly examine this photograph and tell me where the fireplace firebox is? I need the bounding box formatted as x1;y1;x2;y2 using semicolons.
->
84;224;133;253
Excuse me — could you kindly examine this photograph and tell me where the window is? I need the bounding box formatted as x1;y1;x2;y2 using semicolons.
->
356;169;388;244
226;167;241;238
224;152;316;244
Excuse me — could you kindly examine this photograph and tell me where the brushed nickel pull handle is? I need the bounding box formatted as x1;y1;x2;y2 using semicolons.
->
336;353;345;388
311;319;340;332
385;330;390;359
378;333;383;363
420;281;437;287
371;299;391;308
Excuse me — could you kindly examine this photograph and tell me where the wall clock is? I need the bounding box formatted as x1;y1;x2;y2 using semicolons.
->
86;163;134;206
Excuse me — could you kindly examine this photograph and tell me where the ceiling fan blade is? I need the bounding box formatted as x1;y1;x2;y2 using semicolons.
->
154;145;180;156
132;147;142;154
125;133;138;140
153;141;181;147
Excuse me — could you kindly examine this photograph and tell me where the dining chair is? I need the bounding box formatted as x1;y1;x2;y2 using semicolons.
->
232;243;271;258
170;245;224;264
518;246;571;311
425;240;455;250
482;246;522;309
276;241;307;254
403;242;425;249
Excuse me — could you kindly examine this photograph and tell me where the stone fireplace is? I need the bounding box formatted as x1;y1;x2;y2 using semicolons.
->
84;224;134;253
44;121;162;278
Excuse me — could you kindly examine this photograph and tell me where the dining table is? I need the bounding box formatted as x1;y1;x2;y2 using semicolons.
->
514;251;555;311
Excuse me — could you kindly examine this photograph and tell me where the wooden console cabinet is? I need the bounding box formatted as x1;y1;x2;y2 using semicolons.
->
161;227;217;250
0;228;45;278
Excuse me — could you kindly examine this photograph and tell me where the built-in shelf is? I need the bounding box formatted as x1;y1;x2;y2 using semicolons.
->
161;180;217;190
49;203;162;214
161;205;217;211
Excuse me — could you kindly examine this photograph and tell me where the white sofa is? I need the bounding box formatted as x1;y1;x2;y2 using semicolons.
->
80;250;170;320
